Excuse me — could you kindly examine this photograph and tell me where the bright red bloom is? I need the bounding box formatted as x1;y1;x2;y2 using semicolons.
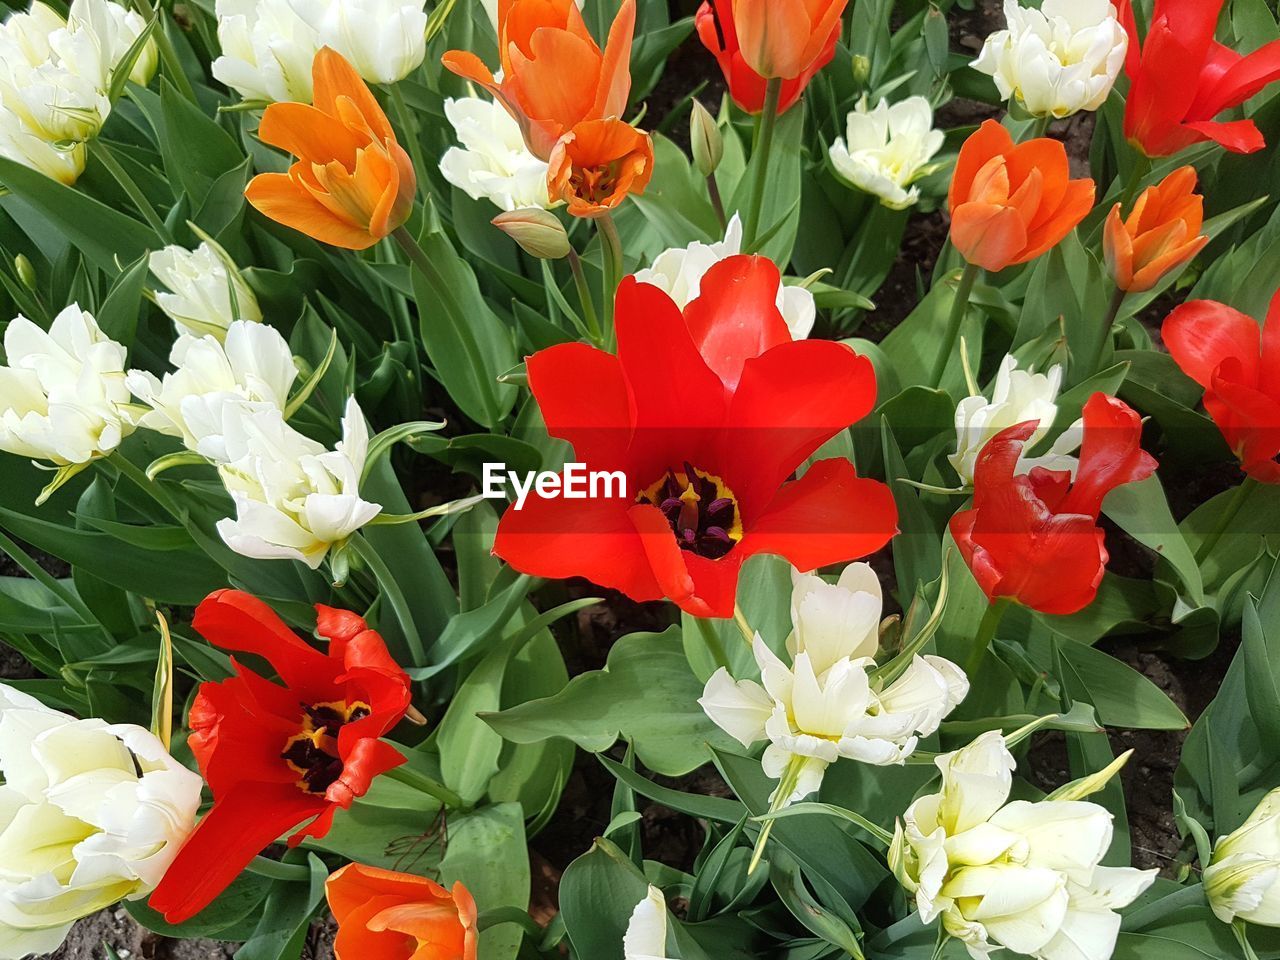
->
1163;290;1280;483
1119;0;1280;156
493;255;897;618
149;591;411;923
950;394;1158;616
694;0;841;115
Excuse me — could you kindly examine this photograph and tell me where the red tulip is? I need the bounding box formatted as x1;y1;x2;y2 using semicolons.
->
950;394;1158;615
1162;290;1280;483
1119;0;1280;156
493;254;897;618
149;591;411;923
695;0;842;115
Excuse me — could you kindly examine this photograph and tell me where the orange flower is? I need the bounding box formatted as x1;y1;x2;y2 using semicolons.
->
326;863;478;960
548;118;653;219
245;48;415;251
948;120;1095;272
729;0;848;80
442;0;635;160
1103;166;1209;293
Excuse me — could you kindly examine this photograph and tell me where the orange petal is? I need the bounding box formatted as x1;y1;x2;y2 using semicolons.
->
1103;204;1134;290
312;47;394;144
951;201;1028;272
592;0;635;119
950;120;1015;214
246;170;377;250
258;101;362;168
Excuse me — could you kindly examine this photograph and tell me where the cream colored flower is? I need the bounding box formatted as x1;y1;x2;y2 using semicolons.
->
211;0;320;103
1205;787;1280;927
439;97;553;211
828;96;944;210
148;240;263;339
623;885;675;960
287;0;427;84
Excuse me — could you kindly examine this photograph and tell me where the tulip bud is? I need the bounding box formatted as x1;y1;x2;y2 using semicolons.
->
14;254;36;290
689;100;722;177
492;208;571;259
1205;787;1280;926
851;54;871;89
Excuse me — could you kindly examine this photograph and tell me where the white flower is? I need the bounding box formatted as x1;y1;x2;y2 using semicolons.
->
65;0;157;88
126;320;298;460
0;108;83;183
287;0;426;84
0;683;202;960
0;304;134;466
949;354;1082;486
634;214;815;340
215;396;381;567
623;886;675;960
891;732;1156;960
212;0;320;103
828;96;944;210
972;0;1128;120
1205;787;1280;926
148;241;263;339
439;97;553;212
699;565;968;806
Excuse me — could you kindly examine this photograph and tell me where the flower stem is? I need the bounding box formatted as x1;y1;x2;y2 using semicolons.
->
1233;920;1261;960
743;77;783;251
748;753;806;875
1119;152;1153;213
965;596;1011;677
597;214;624;351
94;140;173;243
385;761;467;810
1195;476;1259;564
1085;286;1127;378
706;172;727;231
929;262;982;389
349;533;426;665
388;82;427;202
566;247;603;346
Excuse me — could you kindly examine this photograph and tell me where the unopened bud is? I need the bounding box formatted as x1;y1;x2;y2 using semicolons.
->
492;208;571;260
851;54;871;88
13;254;35;291
689;99;723;177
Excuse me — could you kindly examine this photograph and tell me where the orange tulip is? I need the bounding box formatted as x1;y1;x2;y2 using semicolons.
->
442;0;635;160
548;118;654;219
245;48;415;251
1103;166;1209;293
730;0;848;80
326;863;478;960
948;120;1095;273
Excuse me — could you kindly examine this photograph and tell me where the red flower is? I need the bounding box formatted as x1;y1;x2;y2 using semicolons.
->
1162;290;1280;483
695;0;841;115
149;590;411;923
493;255;897;618
950;394;1158;616
1119;0;1280;156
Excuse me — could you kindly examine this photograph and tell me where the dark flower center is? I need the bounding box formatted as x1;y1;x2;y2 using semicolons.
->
638;462;742;560
569;163;622;204
281;699;371;795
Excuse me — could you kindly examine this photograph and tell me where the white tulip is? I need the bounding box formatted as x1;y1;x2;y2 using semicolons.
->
1205;787;1280;926
212;0;320;103
288;0;426;84
950;354;1082;486
126;320;298;460
0;47;110;144
0;109;83;183
972;0;1128;120
66;0;157;87
0;684;202;960
828;96;945;210
0;304;134;467
216;396;381;567
634;214;815;340
623;885;675;960
148;241;263;339
440;97;554;212
700;566;967;806
891;732;1156;960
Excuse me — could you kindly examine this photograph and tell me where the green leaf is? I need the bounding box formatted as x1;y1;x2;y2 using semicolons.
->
1048;636;1188;730
158;79;245;199
439;803;529;960
235;854;327;960
1103;474;1205;605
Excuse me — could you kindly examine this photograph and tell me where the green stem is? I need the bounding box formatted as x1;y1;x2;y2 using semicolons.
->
749;754;806;875
1025;114;1052;141
1196;476;1259;563
349;533;425;665
707;172;727;232
597;214;624;351
388;83;427;201
929;262;982;389
1085;287;1127;378
966;597;1011;677
743;77;783;250
94;141;172;243
245;855;312;882
566;247;603;346
384;762;467;810
1119;152;1153;213
1234;920;1261;960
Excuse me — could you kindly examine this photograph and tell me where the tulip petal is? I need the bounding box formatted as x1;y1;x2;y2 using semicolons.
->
192;589;332;689
1162;299;1261;389
683;255;792;392
246;172;380;250
526;342;632;470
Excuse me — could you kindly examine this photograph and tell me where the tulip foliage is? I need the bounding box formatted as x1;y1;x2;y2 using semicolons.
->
2;0;1280;959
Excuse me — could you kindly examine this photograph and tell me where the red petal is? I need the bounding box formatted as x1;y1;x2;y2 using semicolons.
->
1162;299;1261;389
1182;118;1267;154
1192;38;1280;116
527;342;632;470
683;255;792;392
1061;394;1158;518
628;502;741;617
193;590;333;691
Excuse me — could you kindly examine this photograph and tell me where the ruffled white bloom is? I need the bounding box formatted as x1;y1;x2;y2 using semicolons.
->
623;885;675;960
148;241;263;339
828;96;945;210
972;0;1128;120
950;354;1082;486
0;304;134;466
890;732;1156;960
126;320;297;461
1204;787;1280;926
440;97;553;212
65;0;157;88
287;0;426;84
212;0;320;103
0;108;83;183
634;214;815;340
699;564;968;805
215;396;381;567
0;683;202;960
